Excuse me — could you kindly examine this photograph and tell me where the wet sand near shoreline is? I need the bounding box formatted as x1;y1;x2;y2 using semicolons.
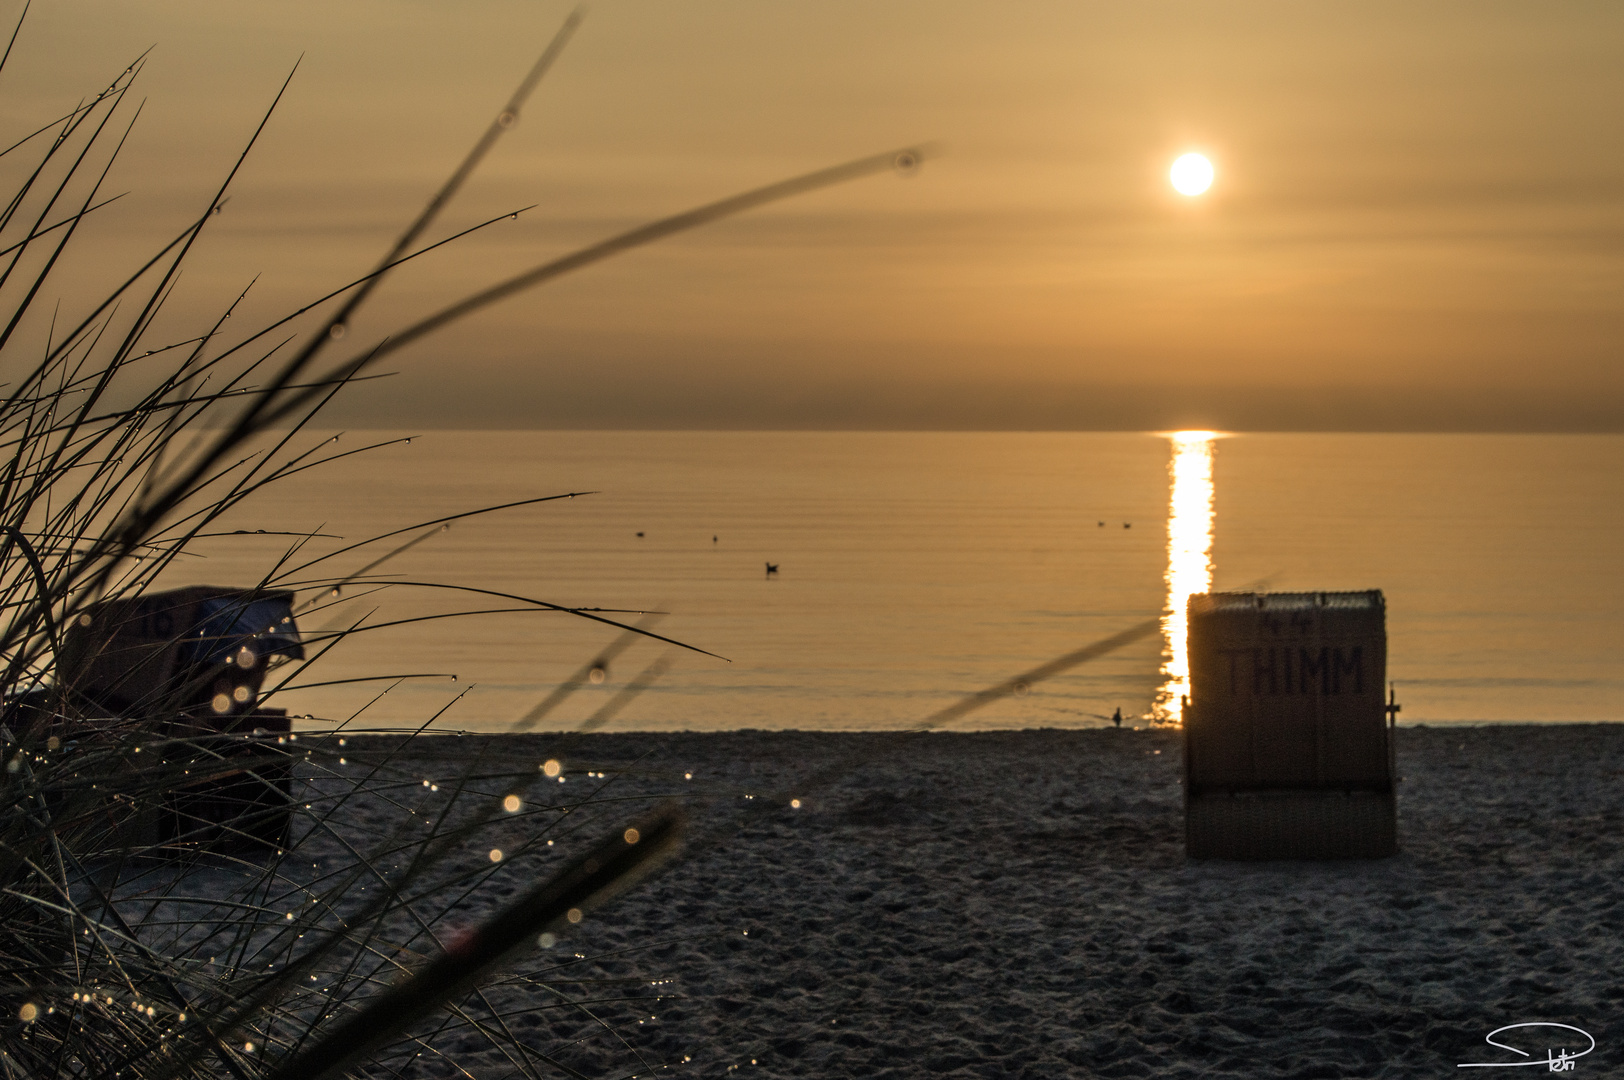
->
312;724;1623;1077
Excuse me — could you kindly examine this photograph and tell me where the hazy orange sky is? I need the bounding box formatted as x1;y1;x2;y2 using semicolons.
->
8;1;1623;429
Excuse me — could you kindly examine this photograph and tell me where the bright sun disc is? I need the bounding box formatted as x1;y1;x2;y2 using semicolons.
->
1170;153;1213;196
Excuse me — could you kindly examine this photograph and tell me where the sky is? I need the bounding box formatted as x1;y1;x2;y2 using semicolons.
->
5;0;1623;430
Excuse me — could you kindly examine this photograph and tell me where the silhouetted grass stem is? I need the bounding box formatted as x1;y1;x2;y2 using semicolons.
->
264;803;685;1080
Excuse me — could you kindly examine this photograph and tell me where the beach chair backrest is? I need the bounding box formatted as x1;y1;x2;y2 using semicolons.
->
1185;590;1389;792
58;586;303;719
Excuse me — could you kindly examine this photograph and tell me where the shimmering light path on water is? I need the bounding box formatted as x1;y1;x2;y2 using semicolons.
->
1154;432;1218;724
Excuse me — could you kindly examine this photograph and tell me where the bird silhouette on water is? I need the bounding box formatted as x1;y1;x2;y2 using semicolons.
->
765;562;779;578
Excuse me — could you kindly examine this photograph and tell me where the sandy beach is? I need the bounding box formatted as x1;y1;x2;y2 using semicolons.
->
247;723;1622;1078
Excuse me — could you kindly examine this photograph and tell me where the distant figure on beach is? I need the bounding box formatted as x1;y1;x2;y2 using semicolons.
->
1097;521;1104;527
1123;522;1131;529
1112;707;1122;728
713;535;718;544
765;562;779;578
636;531;644;538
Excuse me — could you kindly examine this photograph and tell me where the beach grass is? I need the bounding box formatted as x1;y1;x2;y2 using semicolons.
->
0;8;928;1076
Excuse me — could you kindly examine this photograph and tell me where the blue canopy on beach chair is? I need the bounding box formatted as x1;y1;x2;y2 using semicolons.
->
181;593;304;666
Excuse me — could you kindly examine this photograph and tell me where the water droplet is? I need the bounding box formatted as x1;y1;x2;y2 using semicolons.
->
503;794;522;813
623;827;640;845
328;323;346;340
488;848;503;863
566;907;583;924
497;110;516;128
893;150;919;173
538;931;556;948
790;798;801;809
18;1003;37;1022
543;759;561;777
588;664;607;685
211;694;232;714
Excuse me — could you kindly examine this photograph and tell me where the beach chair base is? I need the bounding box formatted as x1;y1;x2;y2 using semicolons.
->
1185;788;1397;860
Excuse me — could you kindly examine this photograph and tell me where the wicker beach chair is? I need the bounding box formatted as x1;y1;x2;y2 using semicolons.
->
1182;590;1398;860
56;586;305;853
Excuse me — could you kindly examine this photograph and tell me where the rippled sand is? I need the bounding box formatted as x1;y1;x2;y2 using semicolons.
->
320;725;1622;1077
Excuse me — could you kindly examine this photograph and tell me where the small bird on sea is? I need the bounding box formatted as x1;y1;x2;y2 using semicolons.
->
765;562;779;578
1123;522;1131;529
636;531;644;538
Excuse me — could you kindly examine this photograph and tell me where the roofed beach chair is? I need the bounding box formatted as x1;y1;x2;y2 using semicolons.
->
56;586;305;853
1183;590;1398;860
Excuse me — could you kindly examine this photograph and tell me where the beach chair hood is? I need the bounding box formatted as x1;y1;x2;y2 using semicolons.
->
183;593;305;665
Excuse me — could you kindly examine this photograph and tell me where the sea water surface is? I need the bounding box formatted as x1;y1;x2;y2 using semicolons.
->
168;432;1624;730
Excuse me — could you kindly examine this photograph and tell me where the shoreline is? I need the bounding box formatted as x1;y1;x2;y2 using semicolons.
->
327;717;1624;739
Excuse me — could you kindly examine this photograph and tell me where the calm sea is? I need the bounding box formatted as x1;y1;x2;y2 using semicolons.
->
170;432;1624;731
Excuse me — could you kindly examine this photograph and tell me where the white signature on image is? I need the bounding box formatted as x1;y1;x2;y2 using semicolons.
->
1458;1023;1596;1071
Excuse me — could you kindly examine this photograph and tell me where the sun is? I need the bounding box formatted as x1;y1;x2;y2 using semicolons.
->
1170;153;1214;196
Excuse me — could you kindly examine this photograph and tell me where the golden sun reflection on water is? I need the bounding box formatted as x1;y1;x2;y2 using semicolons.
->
1153;431;1218;724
